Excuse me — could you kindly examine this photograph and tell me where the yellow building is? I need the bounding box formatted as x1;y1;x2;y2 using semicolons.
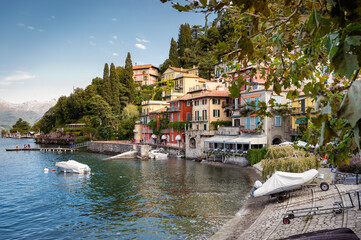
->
189;90;232;131
161;66;199;81
291;96;317;140
162;73;209;101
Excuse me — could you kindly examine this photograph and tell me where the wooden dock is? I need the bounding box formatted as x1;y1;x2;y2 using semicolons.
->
6;147;78;152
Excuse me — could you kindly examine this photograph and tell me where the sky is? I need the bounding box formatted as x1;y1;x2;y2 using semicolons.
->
0;0;209;104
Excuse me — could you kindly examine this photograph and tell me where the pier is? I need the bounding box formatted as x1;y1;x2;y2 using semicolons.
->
6;147;78;152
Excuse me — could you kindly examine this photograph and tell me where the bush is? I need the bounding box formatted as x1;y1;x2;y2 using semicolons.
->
261;146;319;181
247;148;267;166
75;136;92;143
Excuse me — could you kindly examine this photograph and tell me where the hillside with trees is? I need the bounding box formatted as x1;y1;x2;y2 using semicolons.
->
34;14;244;141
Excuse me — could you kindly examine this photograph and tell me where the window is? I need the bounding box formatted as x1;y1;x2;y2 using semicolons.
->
213;109;221;117
178;113;180;121
171;135;174;141
255;116;259;128
275;116;282;126
171;128;174;133
202;99;207;105
196;125;199;130
204;124;207;130
202;110;207;120
177;101;181;108
218;99;220;105
171;113;174;122
246;117;251;129
195;111;199;120
186;112;191;121
275;96;281;108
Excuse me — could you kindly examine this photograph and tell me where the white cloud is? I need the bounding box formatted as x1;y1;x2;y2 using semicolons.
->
51;16;55;20
38;29;44;32
90;36;95;39
111;18;117;21
113;35;118;40
89;41;96;46
27;26;35;30
112;53;119;56
0;71;35;86
17;23;25;27
136;37;149;43
135;43;146;50
108;40;114;45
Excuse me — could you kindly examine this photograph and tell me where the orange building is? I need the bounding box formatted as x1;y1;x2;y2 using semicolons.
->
133;64;159;85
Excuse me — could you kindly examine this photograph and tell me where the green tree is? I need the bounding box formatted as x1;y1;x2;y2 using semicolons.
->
169;38;179;67
122;52;135;102
102;63;112;104
10;118;31;134
178;23;192;66
110;62;121;115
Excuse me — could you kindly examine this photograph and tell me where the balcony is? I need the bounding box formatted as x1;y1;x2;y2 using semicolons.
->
167;107;180;112
189;85;206;92
291;106;316;115
190;117;208;123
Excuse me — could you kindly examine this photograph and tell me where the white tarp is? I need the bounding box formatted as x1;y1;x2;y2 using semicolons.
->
55;160;91;174
252;169;318;197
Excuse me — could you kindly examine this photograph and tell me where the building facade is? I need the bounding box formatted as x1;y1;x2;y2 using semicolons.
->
133;64;159;86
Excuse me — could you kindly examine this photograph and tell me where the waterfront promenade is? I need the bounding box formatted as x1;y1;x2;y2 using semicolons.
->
211;168;361;239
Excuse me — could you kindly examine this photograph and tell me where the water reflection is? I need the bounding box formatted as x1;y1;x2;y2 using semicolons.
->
0;138;250;240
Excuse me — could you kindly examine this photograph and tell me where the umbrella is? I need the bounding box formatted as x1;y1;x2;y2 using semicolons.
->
161;135;167;140
151;134;157;139
175;135;181;141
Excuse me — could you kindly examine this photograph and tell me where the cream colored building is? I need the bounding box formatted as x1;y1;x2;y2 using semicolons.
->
161;66;199;81
133;64;159;86
189;90;232;131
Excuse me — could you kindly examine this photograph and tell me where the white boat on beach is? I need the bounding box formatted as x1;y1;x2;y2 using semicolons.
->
55;160;91;174
251;169;320;198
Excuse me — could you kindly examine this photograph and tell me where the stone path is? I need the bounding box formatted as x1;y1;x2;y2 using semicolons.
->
211;168;361;240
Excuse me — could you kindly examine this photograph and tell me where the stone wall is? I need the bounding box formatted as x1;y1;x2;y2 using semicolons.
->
87;142;134;155
335;171;361;184
185;130;216;159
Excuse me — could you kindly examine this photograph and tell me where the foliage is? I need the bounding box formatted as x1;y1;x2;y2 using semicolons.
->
247;148;268;166
117;119;135;140
75;136;92;144
1;129;9;137
152;79;174;100
262;146;320;180
211;120;232;130
168;121;187;132
161;0;361;164
169;38;179;67
10;118;31;134
121;103;139;120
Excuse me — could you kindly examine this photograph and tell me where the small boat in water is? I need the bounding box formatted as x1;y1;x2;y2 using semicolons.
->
55;160;91;174
149;149;168;160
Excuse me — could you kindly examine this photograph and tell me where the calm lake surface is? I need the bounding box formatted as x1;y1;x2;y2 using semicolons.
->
0;138;250;239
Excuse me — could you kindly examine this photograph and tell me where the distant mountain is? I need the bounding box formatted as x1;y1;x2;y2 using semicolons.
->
0;99;56;130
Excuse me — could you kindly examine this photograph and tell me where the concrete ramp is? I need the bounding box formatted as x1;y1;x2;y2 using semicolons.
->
104;150;138;160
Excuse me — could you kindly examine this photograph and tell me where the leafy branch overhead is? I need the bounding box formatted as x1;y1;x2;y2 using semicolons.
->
161;0;361;161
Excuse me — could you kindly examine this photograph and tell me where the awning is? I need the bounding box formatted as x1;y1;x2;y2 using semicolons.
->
232;115;241;118
295;117;308;124
204;135;267;145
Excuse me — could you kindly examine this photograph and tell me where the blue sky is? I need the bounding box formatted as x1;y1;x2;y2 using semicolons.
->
0;0;209;103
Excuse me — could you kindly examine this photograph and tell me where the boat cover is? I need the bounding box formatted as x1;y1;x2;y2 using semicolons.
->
252;169;318;197
55;160;91;174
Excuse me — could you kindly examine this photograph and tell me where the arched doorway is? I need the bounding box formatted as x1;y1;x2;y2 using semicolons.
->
189;138;196;148
272;137;282;145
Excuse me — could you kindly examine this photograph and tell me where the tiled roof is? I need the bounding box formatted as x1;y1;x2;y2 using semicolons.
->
168;93;193;102
189;90;230;100
133;64;159;70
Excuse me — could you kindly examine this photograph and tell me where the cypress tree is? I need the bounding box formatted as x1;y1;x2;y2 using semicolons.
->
177;23;192;67
110;63;121;115
169;38;179;67
123;52;135;102
102;63;112;104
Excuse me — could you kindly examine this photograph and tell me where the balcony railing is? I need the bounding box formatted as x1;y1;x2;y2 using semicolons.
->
167;107;180;112
190;117;208;122
291;107;316;115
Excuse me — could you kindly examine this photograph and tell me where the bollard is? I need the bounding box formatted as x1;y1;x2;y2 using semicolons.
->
356;170;359;185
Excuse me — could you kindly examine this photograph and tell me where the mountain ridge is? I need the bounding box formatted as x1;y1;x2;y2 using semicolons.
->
0;98;56;130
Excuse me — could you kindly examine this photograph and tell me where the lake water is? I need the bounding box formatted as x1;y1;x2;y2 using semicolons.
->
0;138;250;239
